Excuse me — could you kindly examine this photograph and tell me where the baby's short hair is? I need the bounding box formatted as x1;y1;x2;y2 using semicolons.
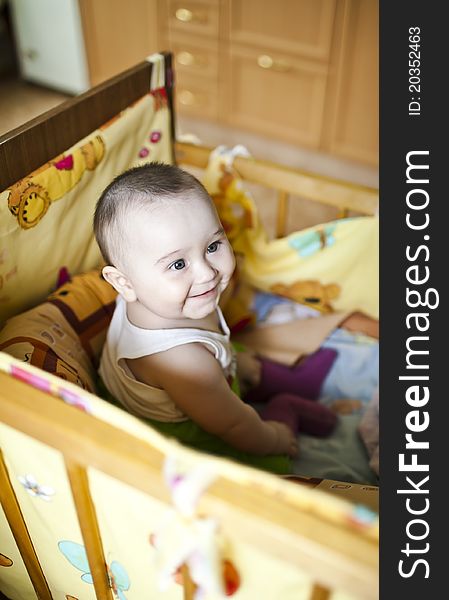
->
93;162;210;266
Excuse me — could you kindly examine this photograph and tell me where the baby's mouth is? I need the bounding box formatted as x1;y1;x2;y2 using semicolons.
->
190;283;218;298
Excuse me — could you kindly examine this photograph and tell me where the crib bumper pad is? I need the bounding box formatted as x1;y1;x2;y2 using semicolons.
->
0;85;173;326
0;269;116;394
0;351;378;600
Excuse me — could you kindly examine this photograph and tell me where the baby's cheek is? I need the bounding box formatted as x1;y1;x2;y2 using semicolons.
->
165;278;188;299
224;247;236;276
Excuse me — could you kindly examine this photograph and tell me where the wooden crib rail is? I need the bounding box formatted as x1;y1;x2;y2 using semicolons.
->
0;55;175;191
0;370;378;600
175;141;378;237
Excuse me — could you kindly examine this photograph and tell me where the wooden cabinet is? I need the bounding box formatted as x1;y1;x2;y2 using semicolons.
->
161;0;221;120
321;0;379;165
78;0;378;166
169;33;220;120
13;0;376;165
228;0;336;60
226;44;328;148
78;0;160;87
224;0;335;148
162;0;378;166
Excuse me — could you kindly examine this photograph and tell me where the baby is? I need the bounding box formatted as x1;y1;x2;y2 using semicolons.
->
94;163;336;473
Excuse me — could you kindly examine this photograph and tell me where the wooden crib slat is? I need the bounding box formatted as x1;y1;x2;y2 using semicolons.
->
336;208;350;219
276;190;289;238
310;582;331;600
0;448;53;600
67;458;197;600
181;564;196;600
65;459;113;600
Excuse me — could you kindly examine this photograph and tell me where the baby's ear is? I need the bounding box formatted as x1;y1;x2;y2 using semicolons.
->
102;266;137;302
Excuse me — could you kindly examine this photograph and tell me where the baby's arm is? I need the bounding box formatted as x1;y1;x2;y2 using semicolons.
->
340;311;379;339
128;343;297;457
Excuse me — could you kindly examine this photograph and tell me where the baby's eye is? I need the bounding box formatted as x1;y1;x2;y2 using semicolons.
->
169;259;186;271
207;241;221;253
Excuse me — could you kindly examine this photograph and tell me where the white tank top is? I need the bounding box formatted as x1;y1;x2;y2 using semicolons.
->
99;295;236;422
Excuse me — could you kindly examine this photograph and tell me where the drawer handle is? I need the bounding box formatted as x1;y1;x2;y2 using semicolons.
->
178;90;196;105
257;54;292;72
177;51;195;66
175;8;193;22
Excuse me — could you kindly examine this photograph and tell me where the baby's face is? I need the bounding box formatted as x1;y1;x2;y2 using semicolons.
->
124;193;235;322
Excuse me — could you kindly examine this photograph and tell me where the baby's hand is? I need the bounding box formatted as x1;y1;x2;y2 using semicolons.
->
236;349;262;396
266;421;298;458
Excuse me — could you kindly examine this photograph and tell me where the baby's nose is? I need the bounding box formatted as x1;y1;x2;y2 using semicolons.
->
195;258;217;282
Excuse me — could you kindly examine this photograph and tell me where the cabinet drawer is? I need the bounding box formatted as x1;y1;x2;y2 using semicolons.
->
175;75;219;120
168;0;219;38
229;0;336;61
169;34;219;80
226;45;328;148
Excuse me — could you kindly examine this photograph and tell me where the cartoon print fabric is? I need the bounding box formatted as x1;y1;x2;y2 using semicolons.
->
202;146;379;326
0;56;173;326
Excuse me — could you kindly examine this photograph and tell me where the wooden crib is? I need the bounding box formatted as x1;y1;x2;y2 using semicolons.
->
0;54;378;600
